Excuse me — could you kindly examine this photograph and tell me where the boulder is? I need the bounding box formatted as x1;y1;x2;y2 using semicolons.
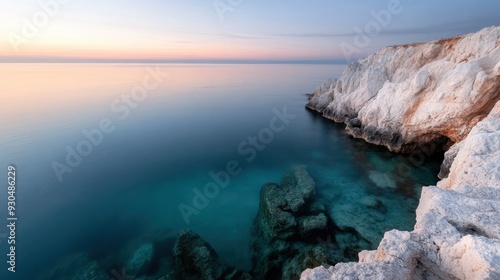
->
172;230;251;280
250;166;344;280
280;166;316;213
256;183;297;240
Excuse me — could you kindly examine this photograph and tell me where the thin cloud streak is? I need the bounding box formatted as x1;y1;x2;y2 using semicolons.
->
270;19;500;39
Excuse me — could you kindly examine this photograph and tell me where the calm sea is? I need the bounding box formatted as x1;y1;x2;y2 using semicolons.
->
0;63;441;279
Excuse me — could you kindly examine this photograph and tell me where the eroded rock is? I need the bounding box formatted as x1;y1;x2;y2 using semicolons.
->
307;26;500;153
301;100;500;279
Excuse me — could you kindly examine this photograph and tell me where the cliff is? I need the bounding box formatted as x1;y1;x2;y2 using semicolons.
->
302;27;500;279
307;26;500;153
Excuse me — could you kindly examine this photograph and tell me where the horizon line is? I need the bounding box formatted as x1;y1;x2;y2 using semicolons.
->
0;58;351;65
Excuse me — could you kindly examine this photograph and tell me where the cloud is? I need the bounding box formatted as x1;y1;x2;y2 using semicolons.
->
268;18;500;39
165;29;264;40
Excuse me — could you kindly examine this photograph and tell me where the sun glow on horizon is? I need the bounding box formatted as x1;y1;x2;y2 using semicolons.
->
0;5;340;62
1;0;499;62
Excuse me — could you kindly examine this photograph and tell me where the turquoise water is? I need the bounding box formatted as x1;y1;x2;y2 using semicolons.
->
0;64;441;279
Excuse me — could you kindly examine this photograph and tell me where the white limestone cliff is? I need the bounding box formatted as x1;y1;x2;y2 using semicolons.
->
302;27;500;280
307;26;500;153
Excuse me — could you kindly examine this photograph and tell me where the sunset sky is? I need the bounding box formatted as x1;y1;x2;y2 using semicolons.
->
1;0;500;63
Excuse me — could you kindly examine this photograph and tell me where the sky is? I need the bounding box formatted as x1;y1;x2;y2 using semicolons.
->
1;0;499;63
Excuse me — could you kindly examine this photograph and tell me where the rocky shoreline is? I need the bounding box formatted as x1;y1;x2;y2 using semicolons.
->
306;26;500;154
301;27;500;279
42;27;499;280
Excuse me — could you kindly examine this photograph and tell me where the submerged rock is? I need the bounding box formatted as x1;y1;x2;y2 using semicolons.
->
43;228;178;280
257;183;297;240
41;253;108;280
125;243;154;276
282;246;329;280
250;166;346;280
368;170;396;189
110;227;177;279
280;166;316;213
172;230;251;280
297;213;328;242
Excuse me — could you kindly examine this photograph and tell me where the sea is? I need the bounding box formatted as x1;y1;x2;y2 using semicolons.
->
0;63;442;279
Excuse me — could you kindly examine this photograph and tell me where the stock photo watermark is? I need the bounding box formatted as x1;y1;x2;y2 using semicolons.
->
340;0;412;61
5;165;17;273
213;0;244;21
178;106;296;224
51;66;169;183
8;0;71;52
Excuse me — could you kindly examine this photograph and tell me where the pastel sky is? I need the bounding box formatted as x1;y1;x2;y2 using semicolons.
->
1;0;500;63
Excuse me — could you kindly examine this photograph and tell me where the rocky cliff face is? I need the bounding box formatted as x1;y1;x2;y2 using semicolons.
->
307;26;500;153
301;27;500;280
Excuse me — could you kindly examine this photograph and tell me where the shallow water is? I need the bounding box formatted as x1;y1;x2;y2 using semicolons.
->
0;63;442;279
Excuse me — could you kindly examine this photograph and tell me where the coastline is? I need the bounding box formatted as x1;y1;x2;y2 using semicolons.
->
301;26;500;279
